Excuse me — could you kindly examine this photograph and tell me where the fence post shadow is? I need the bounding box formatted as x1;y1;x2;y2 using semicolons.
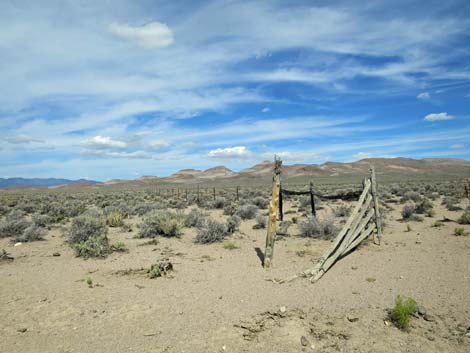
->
254;247;265;267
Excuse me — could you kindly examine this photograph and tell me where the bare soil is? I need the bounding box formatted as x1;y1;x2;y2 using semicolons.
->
1;198;469;353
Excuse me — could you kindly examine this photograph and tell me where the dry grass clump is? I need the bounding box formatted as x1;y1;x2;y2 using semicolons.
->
138;210;185;238
236;204;258;220
253;213;266;229
226;215;241;234
457;209;470;225
15;224;45;242
401;203;423;222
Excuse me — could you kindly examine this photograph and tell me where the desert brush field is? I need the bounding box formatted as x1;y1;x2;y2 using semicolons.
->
1;178;470;353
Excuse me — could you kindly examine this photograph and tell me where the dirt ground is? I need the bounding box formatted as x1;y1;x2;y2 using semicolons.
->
1;197;469;353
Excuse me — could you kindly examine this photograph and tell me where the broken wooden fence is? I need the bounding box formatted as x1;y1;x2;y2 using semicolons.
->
284;167;382;282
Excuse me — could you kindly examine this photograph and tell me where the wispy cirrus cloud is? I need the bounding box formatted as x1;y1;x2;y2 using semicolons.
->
81;136;128;149
108;22;173;49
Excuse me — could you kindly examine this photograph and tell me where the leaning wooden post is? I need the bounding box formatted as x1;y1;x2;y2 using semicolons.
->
370;167;382;245
264;157;282;268
279;183;283;221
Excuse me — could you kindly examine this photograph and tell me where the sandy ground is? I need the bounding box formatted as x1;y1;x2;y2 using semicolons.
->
1;198;469;353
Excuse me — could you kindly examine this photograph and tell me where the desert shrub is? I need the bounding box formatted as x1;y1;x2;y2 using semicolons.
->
63;200;86;218
223;202;238;216
414;198;433;214
237;204;258;220
401;204;415;220
15;224;45;242
226;215;241;234
457;210;470;225
110;241;127;252
106;211;124;227
32;213;53;227
391;295;417;331
400;191;421;203
276;220;292;236
252;196;269;209
321;216;337;238
133;202;157;216
299;217;322;238
442;197;462;211
212;197;226;209
73;235;109;259
39;202;68;223
432;220;442;227
0;210;30;238
334;205;351;217
454;227;466;236
69;209;107;245
195;220;228;244
138;210;184;238
184;208;207;228
253;213;266;229
0;205;9;216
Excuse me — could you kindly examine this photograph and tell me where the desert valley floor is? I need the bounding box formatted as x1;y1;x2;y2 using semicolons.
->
1;193;470;353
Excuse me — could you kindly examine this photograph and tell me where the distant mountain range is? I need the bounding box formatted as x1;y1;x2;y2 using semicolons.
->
2;158;470;189
0;178;100;189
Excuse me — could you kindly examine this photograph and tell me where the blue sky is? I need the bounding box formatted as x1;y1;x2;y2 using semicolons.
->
1;0;469;181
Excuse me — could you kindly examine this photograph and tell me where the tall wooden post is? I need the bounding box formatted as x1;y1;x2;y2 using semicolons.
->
213;187;216;200
310;181;316;217
370;167;382;245
236;186;239;201
264;157;282;268
279;183;283;221
197;185;200;204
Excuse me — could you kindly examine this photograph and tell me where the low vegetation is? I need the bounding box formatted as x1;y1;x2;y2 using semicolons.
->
138;210;185;238
390;295;418;331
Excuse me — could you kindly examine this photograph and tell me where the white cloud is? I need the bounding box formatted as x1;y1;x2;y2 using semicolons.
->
261;107;270;113
450;144;464;149
81;136;127;149
207;146;251;159
417;92;430;99
2;135;44;144
108;22;173;49
353;152;372;160
149;140;170;149
424;112;454;122
87;150;157;159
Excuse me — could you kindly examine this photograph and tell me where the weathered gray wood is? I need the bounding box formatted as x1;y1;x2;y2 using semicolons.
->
370;167;382;245
264;158;282;268
308;179;371;274
343;223;377;255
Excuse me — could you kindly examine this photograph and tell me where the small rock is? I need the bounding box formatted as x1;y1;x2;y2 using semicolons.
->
279;306;287;313
17;328;27;333
417;305;427;316
366;277;376;283
423;314;434;322
14;242;22;247
351;266;358;270
347;315;359;323
52;252;61;257
300;336;309;347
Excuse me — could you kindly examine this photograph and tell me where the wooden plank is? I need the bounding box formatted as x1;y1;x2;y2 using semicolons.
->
308;179;371;276
343;223;377;255
370;167;382;245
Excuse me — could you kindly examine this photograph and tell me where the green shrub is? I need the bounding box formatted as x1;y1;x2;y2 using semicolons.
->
111;241;127;252
454;227;466;236
457;211;470;225
401;204;415;220
138;210;184;238
391;295;417;331
73;235;109;258
195;220;228;244
106;211;124;227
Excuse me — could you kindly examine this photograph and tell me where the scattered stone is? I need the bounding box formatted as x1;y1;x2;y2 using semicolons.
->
279;306;287;314
417;305;427;316
300;335;309;346
17;328;27;333
347;315;359;323
351;266;358;270
14;242;22;247
423;314;434;322
52;252;61;257
0;249;14;262
366;277;376;283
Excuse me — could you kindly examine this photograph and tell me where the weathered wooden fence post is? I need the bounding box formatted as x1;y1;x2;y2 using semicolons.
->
213;187;216;200
197;185;200;204
309;181;316;217
279;183;283;221
370;167;382;245
236;186;239;201
264;157;282;268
